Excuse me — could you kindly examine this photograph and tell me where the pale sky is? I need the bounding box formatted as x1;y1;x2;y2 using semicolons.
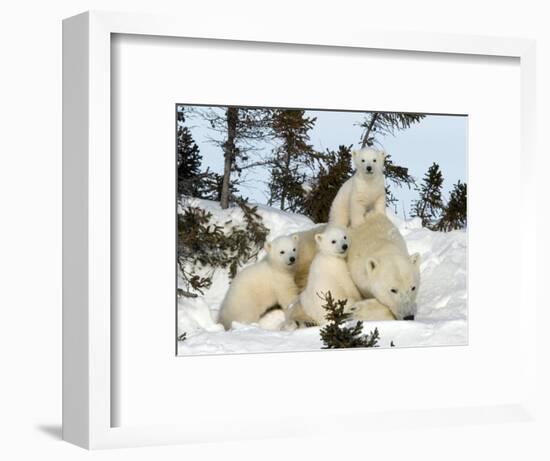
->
182;107;467;217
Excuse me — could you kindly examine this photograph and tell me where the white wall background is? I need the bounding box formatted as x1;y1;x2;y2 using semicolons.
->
0;1;547;459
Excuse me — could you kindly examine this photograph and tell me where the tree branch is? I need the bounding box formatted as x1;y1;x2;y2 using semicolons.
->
361;113;379;148
239;160;275;170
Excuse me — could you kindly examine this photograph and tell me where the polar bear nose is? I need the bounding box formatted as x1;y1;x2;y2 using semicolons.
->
289;256;296;263
366;165;372;172
403;314;415;321
342;244;348;251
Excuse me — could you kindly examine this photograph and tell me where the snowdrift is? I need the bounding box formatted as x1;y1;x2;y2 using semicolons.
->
178;198;467;355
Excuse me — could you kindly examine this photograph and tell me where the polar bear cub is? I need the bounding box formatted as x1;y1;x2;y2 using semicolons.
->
348;213;421;321
299;226;361;326
218;235;299;330
329;147;386;228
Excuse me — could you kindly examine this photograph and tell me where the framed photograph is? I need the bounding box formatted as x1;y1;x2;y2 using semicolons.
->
175;103;468;356
63;11;537;449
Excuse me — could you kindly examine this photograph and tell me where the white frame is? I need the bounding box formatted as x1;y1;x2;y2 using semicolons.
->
62;10;537;449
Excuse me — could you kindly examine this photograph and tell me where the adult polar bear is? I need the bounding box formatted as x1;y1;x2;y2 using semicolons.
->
329;147;386;229
292;213;421;322
348;213;421;321
218;235;300;330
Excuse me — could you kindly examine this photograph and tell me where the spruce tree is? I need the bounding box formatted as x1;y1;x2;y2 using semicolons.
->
436;181;467;231
177;106;225;200
177;107;206;198
319;292;381;349
302;145;353;223
411;162;445;229
359;112;426;149
177;124;205;197
384;154;416;214
177;200;269;297
189;106;273;209
268;109;317;212
220;106;239;209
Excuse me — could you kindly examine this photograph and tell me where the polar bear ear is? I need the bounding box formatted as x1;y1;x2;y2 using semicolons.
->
264;241;272;253
314;233;323;244
379;149;387;160
351;150;357;158
366;258;378;275
410;252;421;267
292;234;299;242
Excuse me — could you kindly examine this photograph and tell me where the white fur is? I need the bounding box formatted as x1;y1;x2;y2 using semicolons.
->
348;213;421;320
258;308;286;331
329;147;386;228
292;224;325;290
298;226;361;326
218;235;299;330
350;298;396;321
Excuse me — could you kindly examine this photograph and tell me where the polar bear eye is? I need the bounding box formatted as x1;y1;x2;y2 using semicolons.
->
343;236;347;240
373;159;377;163
331;240;336;244
292;248;296;252
280;250;285;255
390;288;398;294
411;286;416;291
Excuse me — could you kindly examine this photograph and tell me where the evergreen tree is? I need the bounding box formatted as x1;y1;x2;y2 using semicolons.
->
177;199;269;297
268;109;317;212
177;124;204;197
177;107;204;197
359;112;426;148
411;163;445;229
198;170;236;203
190;107;273;209
176;106;223;200
436;181;467;231
384;154;416;214
220;106;239;209
319;292;381;349
302;145;353;223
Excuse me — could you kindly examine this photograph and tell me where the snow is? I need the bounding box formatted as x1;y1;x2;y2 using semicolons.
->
182;196;314;239
178;199;467;355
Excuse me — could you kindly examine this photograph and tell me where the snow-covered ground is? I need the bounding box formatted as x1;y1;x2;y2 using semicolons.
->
178;198;467;355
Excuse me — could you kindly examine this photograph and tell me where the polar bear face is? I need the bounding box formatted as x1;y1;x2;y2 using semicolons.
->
365;253;421;320
314;226;349;258
352;147;385;177
265;235;299;270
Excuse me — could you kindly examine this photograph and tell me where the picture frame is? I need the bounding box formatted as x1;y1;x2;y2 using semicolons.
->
62;10;537;449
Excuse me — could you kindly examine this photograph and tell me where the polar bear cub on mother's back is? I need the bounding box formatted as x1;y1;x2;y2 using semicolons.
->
299;226;361;326
218;235;299;330
329;147;386;228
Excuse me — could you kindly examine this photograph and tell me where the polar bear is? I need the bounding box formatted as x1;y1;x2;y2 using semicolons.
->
348;213;421;321
291;224;325;290
329;147;386;228
295;226;361;326
218;235;300;330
